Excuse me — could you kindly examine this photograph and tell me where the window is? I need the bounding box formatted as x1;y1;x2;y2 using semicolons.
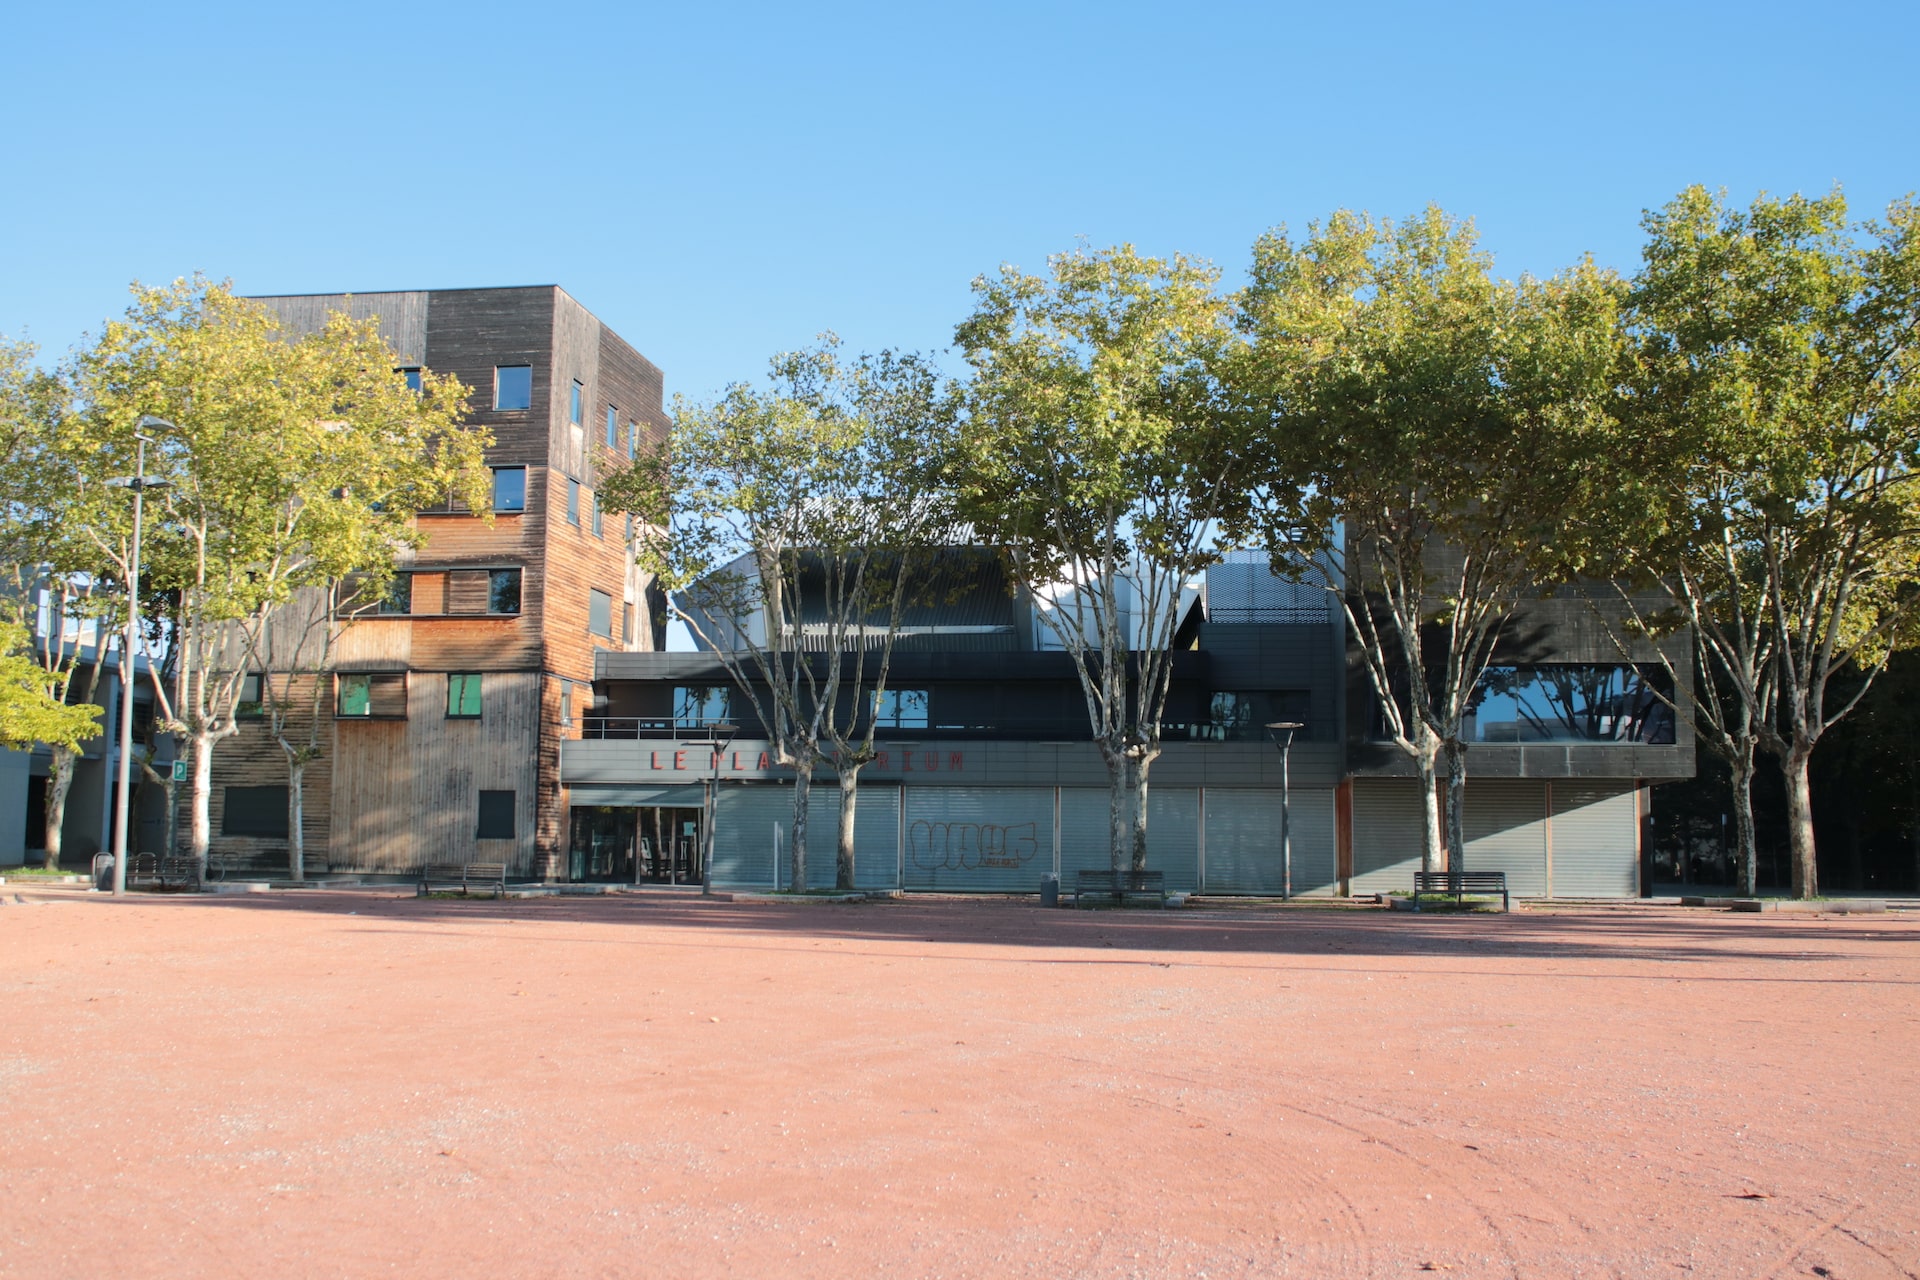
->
236;673;265;719
378;574;412;615
477;790;515;840
1466;665;1676;745
396;367;423;394
561;679;574;725
589;588;613;638
491;466;527;514
627;421;637;460
495;365;532;411
590;491;603;538
1192;690;1310;742
222;785;289;838
871;688;929;729
336;672;408;719
570;380;584;426
621;603;633;644
567;478;581;525
674;685;731;730
624;513;633;542
447;673;483;719
488;568;522;615
606;405;618;448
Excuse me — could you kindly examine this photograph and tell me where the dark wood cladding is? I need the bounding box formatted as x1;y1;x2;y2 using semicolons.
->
424;287;559;466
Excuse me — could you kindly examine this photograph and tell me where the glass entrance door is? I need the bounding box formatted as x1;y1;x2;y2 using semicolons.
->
568;806;704;884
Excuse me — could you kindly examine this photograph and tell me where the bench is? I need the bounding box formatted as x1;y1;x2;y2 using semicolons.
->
1075;868;1167;907
1411;870;1509;912
418;862;509;897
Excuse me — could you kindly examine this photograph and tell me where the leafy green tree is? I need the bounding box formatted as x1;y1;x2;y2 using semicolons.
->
1623;187;1920;898
63;278;489;876
603;338;951;891
951;245;1251;875
0;622;102;757
1238;209;1623;872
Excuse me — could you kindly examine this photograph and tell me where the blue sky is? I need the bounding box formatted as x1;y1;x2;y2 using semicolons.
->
3;1;1914;400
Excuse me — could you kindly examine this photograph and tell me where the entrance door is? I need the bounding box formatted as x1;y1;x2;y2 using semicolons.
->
568;807;638;882
625;806;706;885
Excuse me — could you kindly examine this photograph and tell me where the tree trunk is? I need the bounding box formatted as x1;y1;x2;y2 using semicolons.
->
789;766;811;892
1415;747;1444;873
287;758;306;882
1784;745;1818;899
835;765;860;891
188;732;214;876
41;747;76;871
1730;753;1759;897
1106;746;1130;876
1130;752;1153;875
1443;739;1468;872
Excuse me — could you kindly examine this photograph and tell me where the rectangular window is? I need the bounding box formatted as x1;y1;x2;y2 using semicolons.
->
336;672;408;719
491;467;527;514
627;421;637;460
606;405;618;448
222;785;290;838
589;588;613;638
396;367;423;394
488;568;522;616
446;673;483;719
673;685;731;730
590;491;603;537
378;574;412;615
236;673;265;720
477;790;515;840
495;365;532;411
561;680;574;725
570;380;584;426
621;603;633;644
871;688;929;729
567;478;581;525
1191;690;1310;742
1466;665;1676;745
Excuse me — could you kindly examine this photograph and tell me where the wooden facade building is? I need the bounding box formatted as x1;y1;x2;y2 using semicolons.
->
204;286;666;878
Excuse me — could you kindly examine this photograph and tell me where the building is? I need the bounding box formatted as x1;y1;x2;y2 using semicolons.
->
199;286;666;878
560;552;1693;896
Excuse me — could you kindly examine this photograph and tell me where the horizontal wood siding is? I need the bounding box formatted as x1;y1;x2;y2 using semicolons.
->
199;675;335;872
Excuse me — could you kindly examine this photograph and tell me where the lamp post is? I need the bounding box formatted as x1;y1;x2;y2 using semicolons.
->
683;723;737;895
108;419;171;897
1265;721;1305;901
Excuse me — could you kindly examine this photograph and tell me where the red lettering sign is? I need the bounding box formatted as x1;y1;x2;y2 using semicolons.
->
949;752;963;772
673;750;687;770
758;752;771;770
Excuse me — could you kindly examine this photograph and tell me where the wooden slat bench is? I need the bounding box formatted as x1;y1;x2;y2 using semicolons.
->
1075;868;1167;907
418;862;508;897
1411;870;1509;912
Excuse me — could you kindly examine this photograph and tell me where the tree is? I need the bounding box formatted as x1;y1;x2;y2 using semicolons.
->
0;622;103;758
603;338;951;891
1237;209;1623;872
1624;187;1920;898
951;245;1250;875
64;278;489;876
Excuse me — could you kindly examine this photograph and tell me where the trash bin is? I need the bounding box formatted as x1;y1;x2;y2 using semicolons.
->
1039;872;1059;908
92;853;114;892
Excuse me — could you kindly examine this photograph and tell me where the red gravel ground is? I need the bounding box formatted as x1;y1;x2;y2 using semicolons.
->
3;889;1917;1280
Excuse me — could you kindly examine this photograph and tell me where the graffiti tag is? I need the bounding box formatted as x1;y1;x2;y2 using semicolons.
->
908;821;1041;872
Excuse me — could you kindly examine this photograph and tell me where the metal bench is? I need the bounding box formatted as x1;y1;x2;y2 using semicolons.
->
417;862;508;897
1075;868;1167;907
1411;870;1509;912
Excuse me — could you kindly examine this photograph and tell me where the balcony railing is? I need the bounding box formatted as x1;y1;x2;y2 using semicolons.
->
575;716;1310;743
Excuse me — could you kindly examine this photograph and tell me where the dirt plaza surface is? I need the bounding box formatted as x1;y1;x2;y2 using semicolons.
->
3;890;1917;1280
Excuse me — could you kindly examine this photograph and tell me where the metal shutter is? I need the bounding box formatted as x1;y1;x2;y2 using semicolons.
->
712;786;794;889
903;787;1055;891
1551;784;1639;898
803;785;903;890
1059;786;1200;892
1349;777;1427;895
1462;779;1548;896
1203;788;1335;895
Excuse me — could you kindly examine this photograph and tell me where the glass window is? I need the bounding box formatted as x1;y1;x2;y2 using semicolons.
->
337;674;371;718
627;421;637;460
570;380;584;426
1193;690;1310;742
1466;665;1675;744
492;467;527;514
337;673;407;718
396;367;423;394
447;673;483;719
222;785;289;837
495;365;532;411
488;569;522;616
378;574;412;615
567;478;581;525
673;685;731;730
606;406;618;448
477;790;515;840
561;679;574;725
589;588;613;638
236;673;265;720
621;603;633;643
590;491;603;538
872;688;929;729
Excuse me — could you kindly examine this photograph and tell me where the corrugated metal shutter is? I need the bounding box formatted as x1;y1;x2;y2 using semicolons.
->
1462;779;1548;896
803;785;902;890
1203;788;1336;895
1350;778;1426;895
1551;784;1638;898
1058;787;1200;892
712;786;793;889
903;787;1055;891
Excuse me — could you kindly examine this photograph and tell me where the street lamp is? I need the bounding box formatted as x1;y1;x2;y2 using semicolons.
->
107;419;172;897
1265;721;1305;901
681;723;737;895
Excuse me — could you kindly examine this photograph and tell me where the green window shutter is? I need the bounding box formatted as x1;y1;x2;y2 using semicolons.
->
448;673;482;718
